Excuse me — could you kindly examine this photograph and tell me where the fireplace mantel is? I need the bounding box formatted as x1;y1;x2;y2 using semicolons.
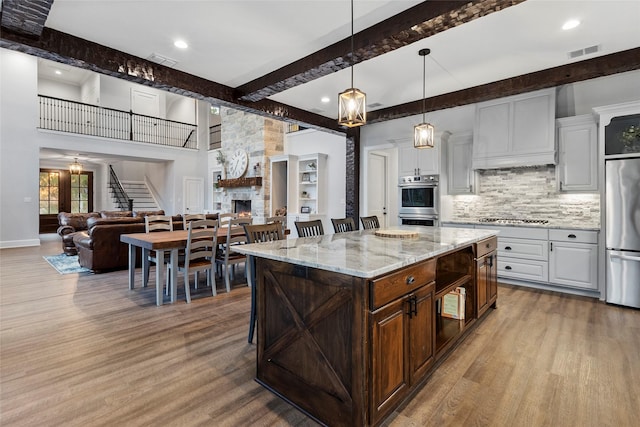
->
218;177;262;188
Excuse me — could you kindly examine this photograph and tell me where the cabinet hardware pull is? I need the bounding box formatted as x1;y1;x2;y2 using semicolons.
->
568;234;576;238
406;276;415;285
486;243;491;248
411;295;418;316
488;255;493;267
504;246;512;250
550;242;553;251
505;266;512;270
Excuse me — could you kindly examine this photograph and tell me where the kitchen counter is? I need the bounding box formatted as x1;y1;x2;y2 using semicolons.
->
232;226;498;278
442;220;600;231
234;227;499;426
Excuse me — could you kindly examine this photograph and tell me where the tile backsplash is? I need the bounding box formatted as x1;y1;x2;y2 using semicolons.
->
447;165;600;227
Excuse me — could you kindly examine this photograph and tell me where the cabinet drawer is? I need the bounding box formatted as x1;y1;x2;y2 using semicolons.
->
371;259;436;309
498;238;548;261
549;229;598;244
498;257;548;282
476;237;497;258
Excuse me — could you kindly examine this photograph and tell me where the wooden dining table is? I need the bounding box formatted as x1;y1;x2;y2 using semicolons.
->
120;226;244;306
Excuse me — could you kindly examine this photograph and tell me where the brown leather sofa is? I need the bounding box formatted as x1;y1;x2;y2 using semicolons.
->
57;210;137;255
72;212;218;273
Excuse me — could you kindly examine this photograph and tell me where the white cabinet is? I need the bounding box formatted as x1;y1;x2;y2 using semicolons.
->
549;229;598;290
447;132;475;195
556;115;598;192
473;88;556;169
399;142;439;176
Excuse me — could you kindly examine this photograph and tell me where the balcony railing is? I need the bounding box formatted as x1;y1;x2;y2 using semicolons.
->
39;95;198;149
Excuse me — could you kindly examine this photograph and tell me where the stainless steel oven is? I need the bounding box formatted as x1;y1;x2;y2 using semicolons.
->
398;175;439;226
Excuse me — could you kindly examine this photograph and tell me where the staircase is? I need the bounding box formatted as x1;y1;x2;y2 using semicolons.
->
113;181;159;211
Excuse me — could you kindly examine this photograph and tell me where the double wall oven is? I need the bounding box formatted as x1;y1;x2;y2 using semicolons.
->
398;175;439;226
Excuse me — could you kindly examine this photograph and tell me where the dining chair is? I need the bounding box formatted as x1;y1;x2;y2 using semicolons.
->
143;215;174;289
217;212;237;227
360;215;380;230
216;216;253;293
176;219;218;303
295;219;324;237
244;222;284;343
265;216;287;236
331;217;356;233
182;213;206;230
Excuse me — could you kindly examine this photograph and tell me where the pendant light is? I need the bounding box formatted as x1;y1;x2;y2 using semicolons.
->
69;158;83;174
338;0;366;127
414;48;435;148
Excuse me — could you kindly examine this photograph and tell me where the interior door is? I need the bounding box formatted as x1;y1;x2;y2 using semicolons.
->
367;152;388;227
131;88;160;143
183;177;204;214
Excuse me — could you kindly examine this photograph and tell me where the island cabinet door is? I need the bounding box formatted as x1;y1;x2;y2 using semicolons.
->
370;297;410;424
408;282;436;383
476;251;497;317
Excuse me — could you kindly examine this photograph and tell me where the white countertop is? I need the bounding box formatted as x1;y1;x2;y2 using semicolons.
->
442;220;600;231
232;226;499;279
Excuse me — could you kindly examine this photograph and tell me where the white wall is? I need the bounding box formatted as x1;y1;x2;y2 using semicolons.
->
0;48;210;247
1;50;41;247
38;77;82;101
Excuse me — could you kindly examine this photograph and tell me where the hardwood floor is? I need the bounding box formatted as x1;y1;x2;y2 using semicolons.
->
1;239;639;426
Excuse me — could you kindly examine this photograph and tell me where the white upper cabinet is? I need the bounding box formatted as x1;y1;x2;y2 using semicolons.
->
556;115;598;192
447;132;475;195
399;141;440;176
472;88;556;169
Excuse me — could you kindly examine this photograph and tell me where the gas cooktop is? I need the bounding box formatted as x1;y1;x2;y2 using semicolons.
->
478;218;549;225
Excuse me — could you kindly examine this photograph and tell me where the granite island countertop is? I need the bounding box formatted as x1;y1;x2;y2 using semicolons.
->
232;226;498;279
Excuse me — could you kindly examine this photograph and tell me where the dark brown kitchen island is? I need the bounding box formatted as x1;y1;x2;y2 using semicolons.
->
233;227;499;426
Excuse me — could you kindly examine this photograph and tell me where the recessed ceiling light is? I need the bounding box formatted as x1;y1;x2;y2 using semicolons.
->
321;96;330;103
174;40;188;49
55;70;62;75
562;19;580;30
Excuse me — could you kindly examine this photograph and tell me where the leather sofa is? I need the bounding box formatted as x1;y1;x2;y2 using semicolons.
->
57;212;101;255
72;212;218;273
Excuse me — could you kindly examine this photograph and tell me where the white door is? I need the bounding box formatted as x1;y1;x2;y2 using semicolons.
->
131;88;160;143
183;177;204;214
367;152;388;228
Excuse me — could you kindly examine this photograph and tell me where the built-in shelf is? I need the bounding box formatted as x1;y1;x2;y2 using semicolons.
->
218;177;262;188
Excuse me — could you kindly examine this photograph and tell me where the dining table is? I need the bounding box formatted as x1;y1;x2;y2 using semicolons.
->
120;226;244;306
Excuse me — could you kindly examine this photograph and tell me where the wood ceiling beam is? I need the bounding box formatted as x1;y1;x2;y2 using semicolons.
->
367;47;640;123
237;0;525;102
0;27;342;133
0;0;54;37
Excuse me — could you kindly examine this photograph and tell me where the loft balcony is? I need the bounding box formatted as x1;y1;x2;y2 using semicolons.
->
38;95;198;149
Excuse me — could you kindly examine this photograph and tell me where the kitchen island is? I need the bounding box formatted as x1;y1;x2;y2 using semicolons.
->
233;226;499;426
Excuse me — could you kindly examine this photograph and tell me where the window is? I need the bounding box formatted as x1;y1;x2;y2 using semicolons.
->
70;173;90;213
39;171;60;214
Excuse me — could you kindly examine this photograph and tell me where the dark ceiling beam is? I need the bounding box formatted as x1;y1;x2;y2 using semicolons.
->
0;0;54;37
236;0;526;102
0;27;342;133
368;47;640;123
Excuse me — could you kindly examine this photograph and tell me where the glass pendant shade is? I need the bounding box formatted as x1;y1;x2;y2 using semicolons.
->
414;122;435;148
338;87;366;128
69;158;83;174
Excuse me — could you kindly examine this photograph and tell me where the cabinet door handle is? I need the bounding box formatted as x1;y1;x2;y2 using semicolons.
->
488;255;493;268
411;295;418;317
568;234;576;239
406;275;415;285
560;181;563;191
486;243;491;248
505;265;512;270
550;242;553;251
504;246;512;251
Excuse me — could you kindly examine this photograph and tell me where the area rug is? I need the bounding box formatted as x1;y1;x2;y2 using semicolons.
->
43;254;91;274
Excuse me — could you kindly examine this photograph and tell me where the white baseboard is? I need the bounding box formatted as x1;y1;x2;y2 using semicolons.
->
498;277;601;299
0;239;41;249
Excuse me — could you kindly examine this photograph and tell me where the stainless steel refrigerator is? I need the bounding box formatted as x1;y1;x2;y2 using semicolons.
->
605;157;640;308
